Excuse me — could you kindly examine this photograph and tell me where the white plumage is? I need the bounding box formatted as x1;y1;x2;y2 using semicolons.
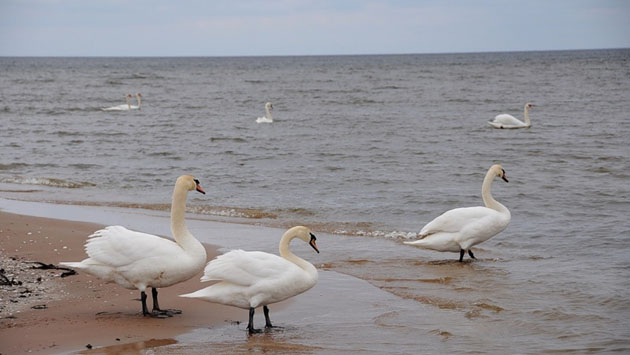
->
488;103;534;129
102;94;133;111
181;226;319;333
61;175;207;316
404;165;511;261
256;102;273;123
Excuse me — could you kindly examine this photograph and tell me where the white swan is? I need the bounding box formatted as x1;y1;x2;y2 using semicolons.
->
180;226;319;333
488;103;534;129
61;175;207;317
101;94;132;111
129;93;142;110
255;102;273;123
404;165;511;261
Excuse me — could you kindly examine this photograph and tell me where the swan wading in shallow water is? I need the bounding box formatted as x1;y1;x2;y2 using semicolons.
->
404;165;511;262
488;103;534;129
256;102;273;123
180;226;319;334
61;175;207;317
101;94;133;111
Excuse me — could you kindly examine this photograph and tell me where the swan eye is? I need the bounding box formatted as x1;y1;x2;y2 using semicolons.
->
194;179;200;185
309;232;316;241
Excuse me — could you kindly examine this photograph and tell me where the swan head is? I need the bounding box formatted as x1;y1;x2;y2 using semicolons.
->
525;103;534;109
490;164;509;183
177;175;206;194
136;93;142;99
288;226;319;253
126;94;133;99
265;102;273;110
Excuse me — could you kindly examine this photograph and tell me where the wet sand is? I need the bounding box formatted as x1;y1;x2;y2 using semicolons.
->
0;211;239;354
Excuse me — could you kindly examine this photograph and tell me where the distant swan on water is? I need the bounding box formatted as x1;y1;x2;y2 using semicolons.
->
60;175;208;317
256;102;273;123
180;226;319;334
488;103;534;129
129;93;142;110
404;165;511;262
102;94;133;111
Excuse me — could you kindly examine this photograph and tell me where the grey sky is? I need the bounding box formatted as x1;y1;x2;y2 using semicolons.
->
1;0;628;56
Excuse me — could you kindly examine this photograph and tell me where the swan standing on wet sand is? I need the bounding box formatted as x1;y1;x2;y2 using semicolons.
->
404;165;511;262
101;94;133;111
181;226;319;334
488;103;534;129
61;175;207;317
256;102;273;123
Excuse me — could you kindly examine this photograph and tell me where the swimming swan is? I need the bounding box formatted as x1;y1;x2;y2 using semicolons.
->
102;94;133;111
61;175;207;316
404;165;511;261
129;93;142;110
488;103;534;129
256;102;273;123
180;226;319;334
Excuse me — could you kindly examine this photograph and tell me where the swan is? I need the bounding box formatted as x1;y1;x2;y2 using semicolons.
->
404;165;511;262
60;175;208;317
180;226;319;334
129;93;142;110
255;102;273;123
101;94;132;111
488;103;534;129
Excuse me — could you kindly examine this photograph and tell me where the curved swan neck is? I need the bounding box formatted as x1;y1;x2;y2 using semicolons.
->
481;169;508;214
170;182;194;247
279;230;316;274
523;105;531;126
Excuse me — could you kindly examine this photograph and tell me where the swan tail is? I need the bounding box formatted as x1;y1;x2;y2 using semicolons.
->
200;275;221;282
59;261;84;268
403;240;427;246
179;286;214;299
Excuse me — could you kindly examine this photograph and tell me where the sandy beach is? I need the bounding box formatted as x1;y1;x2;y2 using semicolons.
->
0;211;240;354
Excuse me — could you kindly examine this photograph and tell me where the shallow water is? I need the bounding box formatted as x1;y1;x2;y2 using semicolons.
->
1;50;630;352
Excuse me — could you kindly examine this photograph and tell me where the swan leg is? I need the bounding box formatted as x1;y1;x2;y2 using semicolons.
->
468;250;476;259
151;288;181;316
264;305;273;328
248;307;262;334
459;249;465;262
141;291;151;316
263;305;283;329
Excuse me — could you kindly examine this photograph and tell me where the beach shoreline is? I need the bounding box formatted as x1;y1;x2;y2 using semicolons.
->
0;211;241;354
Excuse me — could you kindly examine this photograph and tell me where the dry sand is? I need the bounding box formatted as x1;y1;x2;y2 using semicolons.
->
0;211;241;354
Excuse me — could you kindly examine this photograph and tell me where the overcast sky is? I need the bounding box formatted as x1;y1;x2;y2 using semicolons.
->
1;0;628;56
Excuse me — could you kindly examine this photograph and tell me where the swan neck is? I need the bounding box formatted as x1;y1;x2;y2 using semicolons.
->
481;170;507;213
279;231;316;275
126;96;131;109
523;105;531;126
170;182;193;246
265;106;272;120
137;96;142;109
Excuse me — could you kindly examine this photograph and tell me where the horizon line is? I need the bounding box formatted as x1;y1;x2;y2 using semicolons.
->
1;47;628;59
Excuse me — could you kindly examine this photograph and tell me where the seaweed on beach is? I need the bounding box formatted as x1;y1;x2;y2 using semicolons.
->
0;268;22;286
28;261;77;278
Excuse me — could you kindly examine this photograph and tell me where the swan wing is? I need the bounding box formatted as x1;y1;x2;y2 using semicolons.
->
84;226;181;267
491;114;523;126
102;105;129;111
420;207;493;236
201;250;298;286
